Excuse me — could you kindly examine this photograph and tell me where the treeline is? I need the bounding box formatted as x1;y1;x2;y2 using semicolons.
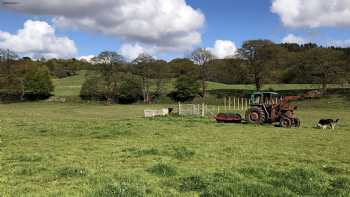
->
0;49;90;102
0;40;349;103
80;41;350;104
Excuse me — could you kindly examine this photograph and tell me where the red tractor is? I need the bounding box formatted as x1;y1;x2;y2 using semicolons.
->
245;92;301;128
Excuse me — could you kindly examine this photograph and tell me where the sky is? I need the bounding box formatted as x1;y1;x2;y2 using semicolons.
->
1;0;350;61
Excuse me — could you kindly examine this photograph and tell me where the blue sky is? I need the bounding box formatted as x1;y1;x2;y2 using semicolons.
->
0;0;350;60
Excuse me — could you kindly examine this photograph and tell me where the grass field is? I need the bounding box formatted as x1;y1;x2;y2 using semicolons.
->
51;71;349;98
52;71;86;97
1;97;350;196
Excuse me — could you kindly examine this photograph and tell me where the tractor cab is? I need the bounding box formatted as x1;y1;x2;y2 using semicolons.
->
250;92;281;105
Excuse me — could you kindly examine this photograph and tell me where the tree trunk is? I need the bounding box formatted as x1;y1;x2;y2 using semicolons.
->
201;79;207;104
255;75;262;91
322;79;328;96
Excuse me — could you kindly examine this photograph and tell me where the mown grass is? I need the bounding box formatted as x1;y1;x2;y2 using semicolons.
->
0;97;349;196
52;70;86;97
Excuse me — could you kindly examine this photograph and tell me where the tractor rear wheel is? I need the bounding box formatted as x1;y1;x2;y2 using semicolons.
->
280;117;292;128
245;107;266;124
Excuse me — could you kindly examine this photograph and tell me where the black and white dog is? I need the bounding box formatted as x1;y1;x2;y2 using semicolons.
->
316;119;339;130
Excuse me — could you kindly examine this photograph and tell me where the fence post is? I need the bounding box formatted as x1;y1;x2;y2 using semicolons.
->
228;97;231;111
178;102;181;115
201;103;205;117
246;98;248;110
241;98;244;111
233;97;236;111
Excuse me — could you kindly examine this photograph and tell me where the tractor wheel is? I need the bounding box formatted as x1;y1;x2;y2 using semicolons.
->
245;107;266;124
291;118;301;128
280;117;292;128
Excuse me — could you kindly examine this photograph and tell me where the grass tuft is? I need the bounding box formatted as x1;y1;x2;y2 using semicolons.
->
173;147;195;160
269;168;330;196
56;166;88;178
326;176;350;196
88;177;149;197
125;148;161;157
89;183;145;197
179;176;207;192
14;166;46;176
147;163;177;177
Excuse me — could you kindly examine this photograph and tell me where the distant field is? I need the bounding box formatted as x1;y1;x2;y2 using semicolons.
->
0;97;350;196
52;71;349;98
52;71;86;97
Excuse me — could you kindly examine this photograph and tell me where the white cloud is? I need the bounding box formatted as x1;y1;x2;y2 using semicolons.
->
79;55;95;62
2;0;205;54
119;43;148;60
208;40;237;59
282;34;308;44
0;20;77;58
271;0;350;28
326;39;350;48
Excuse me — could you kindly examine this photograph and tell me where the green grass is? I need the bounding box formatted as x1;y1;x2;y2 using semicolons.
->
52;71;86;97
0;97;350;196
51;71;349;98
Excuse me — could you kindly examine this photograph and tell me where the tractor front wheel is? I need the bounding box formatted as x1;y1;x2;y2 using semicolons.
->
245;107;266;124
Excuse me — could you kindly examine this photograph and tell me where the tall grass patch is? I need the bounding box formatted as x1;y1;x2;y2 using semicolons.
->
147;163;177;177
56;166;88;178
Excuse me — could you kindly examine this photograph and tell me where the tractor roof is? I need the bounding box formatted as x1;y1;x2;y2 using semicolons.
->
253;92;280;95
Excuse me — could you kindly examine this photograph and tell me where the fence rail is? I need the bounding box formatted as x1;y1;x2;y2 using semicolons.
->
178;97;253;117
177;96;285;117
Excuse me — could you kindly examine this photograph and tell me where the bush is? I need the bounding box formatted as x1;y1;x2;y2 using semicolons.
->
80;73;106;101
0;60;54;102
23;65;54;100
168;76;200;102
80;71;142;104
118;74;143;104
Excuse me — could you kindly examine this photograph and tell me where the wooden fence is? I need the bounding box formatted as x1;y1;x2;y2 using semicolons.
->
178;97;252;117
177;96;284;117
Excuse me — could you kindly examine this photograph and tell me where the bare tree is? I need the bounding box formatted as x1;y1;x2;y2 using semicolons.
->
191;48;214;104
132;53;156;104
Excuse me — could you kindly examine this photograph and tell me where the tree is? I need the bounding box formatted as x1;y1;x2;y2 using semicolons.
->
168;76;200;103
91;51;125;65
80;71;142;104
118;74;143;104
92;52;127;104
46;59;87;78
132;53;156;104
151;60;170;101
0;59;54;102
305;48;346;95
0;49;18;62
238;40;287;91
191;48;214;103
23;64;54;100
207;58;250;84
168;58;199;78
